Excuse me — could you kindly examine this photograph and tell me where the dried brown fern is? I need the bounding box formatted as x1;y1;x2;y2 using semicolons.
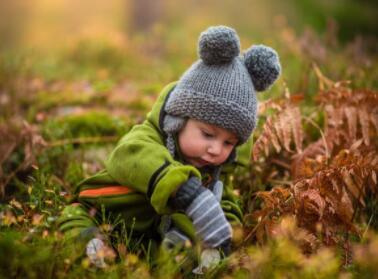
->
0;120;46;197
292;144;377;249
246;144;377;250
253;98;304;161
244;186;294;244
292;69;377;184
247;68;378;255
318;87;378;149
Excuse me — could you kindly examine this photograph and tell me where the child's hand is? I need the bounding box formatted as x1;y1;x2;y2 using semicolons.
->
86;237;116;268
86;238;107;268
192;248;221;275
171;177;232;249
162;227;191;250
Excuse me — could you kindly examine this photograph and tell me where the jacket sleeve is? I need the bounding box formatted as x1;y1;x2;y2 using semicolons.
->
105;120;201;215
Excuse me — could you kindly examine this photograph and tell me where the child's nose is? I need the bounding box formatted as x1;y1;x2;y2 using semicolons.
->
207;141;222;156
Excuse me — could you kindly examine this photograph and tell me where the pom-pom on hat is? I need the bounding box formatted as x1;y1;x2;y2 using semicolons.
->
164;25;281;144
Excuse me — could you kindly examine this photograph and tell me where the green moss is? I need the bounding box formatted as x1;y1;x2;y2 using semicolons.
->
64;161;84;187
43;110;131;140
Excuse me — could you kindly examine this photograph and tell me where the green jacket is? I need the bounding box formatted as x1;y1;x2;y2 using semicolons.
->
60;82;252;241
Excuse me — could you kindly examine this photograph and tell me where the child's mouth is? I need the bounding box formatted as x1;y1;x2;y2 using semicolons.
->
192;158;211;167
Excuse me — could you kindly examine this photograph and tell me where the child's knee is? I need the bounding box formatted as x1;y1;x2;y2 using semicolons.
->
58;203;97;241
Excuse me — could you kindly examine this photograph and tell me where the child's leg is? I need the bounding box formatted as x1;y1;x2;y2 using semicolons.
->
57;203;98;241
58;203;116;268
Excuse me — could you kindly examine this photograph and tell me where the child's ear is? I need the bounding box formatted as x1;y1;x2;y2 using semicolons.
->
243;45;281;92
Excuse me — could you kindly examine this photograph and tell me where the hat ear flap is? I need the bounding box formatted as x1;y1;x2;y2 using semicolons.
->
244;45;281;92
163;114;186;134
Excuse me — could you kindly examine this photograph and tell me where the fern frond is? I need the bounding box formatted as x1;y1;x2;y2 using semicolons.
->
319;88;378;150
253;104;304;161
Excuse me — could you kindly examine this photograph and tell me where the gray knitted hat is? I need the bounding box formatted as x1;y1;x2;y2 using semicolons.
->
164;25;281;145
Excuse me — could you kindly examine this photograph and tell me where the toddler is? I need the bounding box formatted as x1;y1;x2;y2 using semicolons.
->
58;25;281;268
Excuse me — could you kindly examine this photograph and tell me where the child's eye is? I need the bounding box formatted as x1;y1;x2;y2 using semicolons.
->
201;130;214;138
224;141;235;146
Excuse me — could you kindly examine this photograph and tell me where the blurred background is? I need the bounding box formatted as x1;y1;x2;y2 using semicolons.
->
1;0;377;160
1;0;377;89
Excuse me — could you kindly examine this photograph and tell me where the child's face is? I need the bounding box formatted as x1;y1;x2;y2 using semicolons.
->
178;119;238;168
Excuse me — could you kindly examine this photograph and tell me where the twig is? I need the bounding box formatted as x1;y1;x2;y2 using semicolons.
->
243;214;270;244
1;136;119;195
267;179;292;186
1;161;29;197
270;158;291;170
302;116;330;164
362;213;375;240
47;136;119;148
343;232;352;267
351;181;364;225
243;195;294;244
313;63;335;91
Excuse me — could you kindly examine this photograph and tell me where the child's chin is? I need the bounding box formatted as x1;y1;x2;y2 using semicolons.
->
191;158;215;168
193;163;207;168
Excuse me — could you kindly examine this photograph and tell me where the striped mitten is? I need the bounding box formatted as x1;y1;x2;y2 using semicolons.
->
171;177;232;249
